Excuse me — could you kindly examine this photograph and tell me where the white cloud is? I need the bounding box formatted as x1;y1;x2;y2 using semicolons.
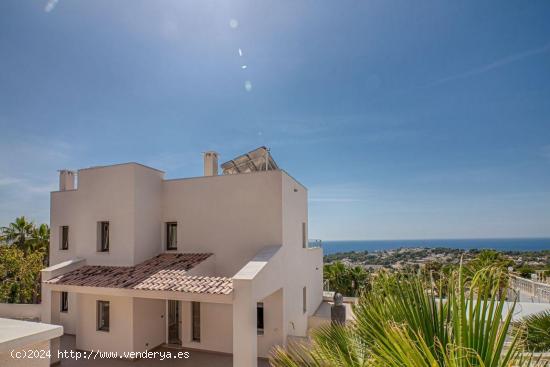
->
44;0;59;13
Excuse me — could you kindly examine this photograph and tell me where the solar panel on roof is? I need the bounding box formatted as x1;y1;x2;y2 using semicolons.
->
221;146;279;175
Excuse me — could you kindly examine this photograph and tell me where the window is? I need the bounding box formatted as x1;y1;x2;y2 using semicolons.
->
302;222;307;248
60;292;68;312
303;287;307;314
98;222;109;252
166;222;177;250
97;301;110;331
191;301;201;342
60;226;69;250
257;302;264;335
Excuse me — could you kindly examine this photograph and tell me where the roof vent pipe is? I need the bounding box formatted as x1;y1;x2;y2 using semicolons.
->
59;170;76;191
203;151;219;176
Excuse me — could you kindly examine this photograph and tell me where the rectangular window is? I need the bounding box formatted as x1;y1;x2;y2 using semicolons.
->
303;286;307;314
191;301;201;342
97;301;109;331
60;226;69;250
166;222;177;250
302;222;307;248
257;302;264;335
98;222;109;252
60;292;68;312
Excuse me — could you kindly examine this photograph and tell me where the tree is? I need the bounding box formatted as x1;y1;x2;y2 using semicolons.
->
1;217;50;266
516;310;550;352
0;246;44;303
467;249;513;273
271;266;543;367
29;223;50;266
324;262;370;297
0;216;35;252
517;265;535;279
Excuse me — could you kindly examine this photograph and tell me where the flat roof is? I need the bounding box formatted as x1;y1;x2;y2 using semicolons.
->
0;318;63;352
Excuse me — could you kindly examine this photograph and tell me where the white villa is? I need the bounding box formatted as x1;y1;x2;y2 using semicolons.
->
40;147;323;366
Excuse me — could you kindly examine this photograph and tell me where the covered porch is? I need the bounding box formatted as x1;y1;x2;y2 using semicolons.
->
56;335;270;367
40;250;287;367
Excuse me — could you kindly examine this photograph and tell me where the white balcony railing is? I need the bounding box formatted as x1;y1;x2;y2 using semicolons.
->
509;274;550;303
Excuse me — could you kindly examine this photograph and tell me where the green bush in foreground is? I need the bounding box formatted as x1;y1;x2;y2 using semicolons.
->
518;310;550;353
271;266;547;367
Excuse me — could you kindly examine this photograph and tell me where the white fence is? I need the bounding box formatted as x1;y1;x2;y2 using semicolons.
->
0;303;42;321
510;275;550;303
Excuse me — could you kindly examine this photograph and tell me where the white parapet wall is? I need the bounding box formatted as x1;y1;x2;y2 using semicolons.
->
0;318;63;367
0;304;42;321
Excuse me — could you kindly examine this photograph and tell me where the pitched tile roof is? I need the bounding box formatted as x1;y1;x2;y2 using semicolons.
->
45;253;233;295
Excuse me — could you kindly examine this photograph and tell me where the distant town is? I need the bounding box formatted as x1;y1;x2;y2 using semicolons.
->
324;247;550;278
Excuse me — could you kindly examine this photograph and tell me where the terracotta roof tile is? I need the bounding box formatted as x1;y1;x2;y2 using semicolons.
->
45;253;232;295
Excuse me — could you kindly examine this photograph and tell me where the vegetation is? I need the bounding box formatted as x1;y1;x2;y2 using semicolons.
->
324;247;550;280
0;216;49;303
271;266;547;367
517;310;550;352
324;262;370;297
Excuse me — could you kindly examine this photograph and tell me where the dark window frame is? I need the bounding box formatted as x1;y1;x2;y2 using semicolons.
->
97;300;110;332
60;226;69;250
98;221;109;252
257;302;264;335
303;286;307;314
60;292;68;312
166;222;177;250
191;301;201;342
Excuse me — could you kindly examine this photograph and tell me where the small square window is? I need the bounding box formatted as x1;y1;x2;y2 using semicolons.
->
97;301;109;332
60;292;68;312
60;226;69;250
166;222;177;250
97;222;109;252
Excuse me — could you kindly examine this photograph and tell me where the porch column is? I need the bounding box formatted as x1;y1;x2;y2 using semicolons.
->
233;279;257;367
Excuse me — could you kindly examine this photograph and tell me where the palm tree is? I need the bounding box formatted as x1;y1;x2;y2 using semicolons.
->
324;262;370;297
517;310;550;352
271;266;546;367
29;223;50;266
0;216;35;252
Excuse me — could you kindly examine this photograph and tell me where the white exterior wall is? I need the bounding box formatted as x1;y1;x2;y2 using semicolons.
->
48;162;323;364
50;163;164;267
162;171;283;277
181;301;233;354
133;298;166;352
76;294;134;354
50;291;77;334
258;288;283;358
0;340;50;367
133;167;163;264
281;172;323;338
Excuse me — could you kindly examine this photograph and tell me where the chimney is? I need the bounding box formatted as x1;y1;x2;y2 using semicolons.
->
59;170;76;191
203;151;219;176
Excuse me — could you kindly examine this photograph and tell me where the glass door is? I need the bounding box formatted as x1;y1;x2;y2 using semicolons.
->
168;300;181;344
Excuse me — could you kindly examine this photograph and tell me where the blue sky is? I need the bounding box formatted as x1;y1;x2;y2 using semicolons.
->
1;0;549;240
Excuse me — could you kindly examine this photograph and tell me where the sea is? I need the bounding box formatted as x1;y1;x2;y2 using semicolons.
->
320;238;550;256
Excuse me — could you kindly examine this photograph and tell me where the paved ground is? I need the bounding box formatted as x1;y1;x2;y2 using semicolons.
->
57;335;270;367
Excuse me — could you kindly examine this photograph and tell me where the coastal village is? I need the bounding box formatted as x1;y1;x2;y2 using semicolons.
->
325;247;550;279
